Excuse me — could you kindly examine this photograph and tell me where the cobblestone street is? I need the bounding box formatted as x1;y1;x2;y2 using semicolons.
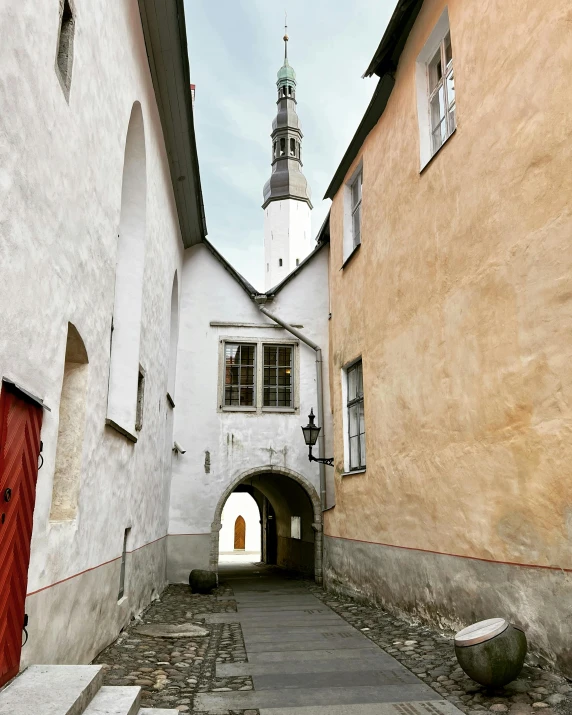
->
93;564;572;715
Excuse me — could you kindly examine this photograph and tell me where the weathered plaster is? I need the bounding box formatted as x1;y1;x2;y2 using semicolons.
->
170;244;331;580
325;0;572;672
0;0;183;667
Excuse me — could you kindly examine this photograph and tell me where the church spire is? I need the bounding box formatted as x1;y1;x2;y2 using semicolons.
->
262;25;313;290
262;26;312;210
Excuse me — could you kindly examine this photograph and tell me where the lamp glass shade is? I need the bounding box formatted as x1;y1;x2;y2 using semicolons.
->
301;423;321;446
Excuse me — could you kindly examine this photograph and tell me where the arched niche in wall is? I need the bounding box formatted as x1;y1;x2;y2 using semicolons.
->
107;101;147;434
50;322;89;521
167;271;179;403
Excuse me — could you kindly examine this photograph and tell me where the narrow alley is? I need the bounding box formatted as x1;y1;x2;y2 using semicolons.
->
94;563;572;715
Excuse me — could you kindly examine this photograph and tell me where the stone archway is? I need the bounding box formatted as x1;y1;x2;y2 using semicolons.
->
210;465;323;583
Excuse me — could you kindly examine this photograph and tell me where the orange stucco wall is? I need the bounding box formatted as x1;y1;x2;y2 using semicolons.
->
326;0;572;571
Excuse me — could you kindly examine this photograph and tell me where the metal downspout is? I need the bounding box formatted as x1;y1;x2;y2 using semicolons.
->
256;303;327;513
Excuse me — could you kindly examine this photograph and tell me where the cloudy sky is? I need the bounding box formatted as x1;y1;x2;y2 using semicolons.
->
183;0;397;290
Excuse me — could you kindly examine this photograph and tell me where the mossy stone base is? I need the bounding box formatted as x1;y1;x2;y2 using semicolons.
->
455;625;527;687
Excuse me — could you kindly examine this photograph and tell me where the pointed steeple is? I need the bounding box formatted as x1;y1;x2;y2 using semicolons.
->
262;25;312;210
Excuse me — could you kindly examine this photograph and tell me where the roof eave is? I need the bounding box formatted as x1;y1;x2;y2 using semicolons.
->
138;0;207;248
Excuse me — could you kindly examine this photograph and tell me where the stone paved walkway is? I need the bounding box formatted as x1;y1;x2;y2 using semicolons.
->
93;562;572;715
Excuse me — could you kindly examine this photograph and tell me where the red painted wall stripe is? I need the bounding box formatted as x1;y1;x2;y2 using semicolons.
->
26;534;168;597
324;533;572;574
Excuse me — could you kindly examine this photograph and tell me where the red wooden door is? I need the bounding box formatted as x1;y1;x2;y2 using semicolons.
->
0;384;43;687
234;515;246;550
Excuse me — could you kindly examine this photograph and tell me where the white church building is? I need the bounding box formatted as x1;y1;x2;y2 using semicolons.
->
0;0;333;689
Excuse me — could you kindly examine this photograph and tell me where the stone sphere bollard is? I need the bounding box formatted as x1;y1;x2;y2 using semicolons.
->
189;569;218;594
455;618;527;688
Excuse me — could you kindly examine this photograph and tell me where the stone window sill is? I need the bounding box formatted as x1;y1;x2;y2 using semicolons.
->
105;418;138;443
341;243;361;270
341;468;366;478
420;127;457;174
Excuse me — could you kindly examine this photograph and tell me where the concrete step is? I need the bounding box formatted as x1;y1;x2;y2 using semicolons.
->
83;687;140;715
0;665;103;715
138;710;178;714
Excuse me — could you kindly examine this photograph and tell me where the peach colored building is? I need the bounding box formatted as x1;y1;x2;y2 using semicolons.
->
323;0;572;673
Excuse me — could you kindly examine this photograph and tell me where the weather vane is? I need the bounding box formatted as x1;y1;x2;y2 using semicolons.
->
284;11;288;60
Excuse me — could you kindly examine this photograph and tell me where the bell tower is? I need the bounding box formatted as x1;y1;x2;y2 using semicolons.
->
263;25;312;290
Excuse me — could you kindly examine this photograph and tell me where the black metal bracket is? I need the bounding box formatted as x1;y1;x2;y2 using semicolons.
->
308;446;334;467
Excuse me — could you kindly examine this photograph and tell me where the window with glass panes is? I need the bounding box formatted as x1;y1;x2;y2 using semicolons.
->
428;32;455;156
347;360;365;470
263;344;293;408
224;343;256;407
350;171;362;249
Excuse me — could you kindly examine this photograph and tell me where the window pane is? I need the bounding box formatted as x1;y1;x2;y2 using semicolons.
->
360;434;366;467
430;86;445;131
264;368;277;386
264;345;277;366
240;387;254;406
358;401;365;435
348;366;358;402
264;387;276;407
445;33;453;66
429;48;442;91
226;365;239;386
352;205;361;247
356;362;363;396
351;174;361;209
241;345;255;364
432;119;446;154
448;103;456;132
225;387;239;405
349;436;360;470
240;366;254;385
278;346;292;366
446;70;455;109
277;387;292;407
349;404;360;438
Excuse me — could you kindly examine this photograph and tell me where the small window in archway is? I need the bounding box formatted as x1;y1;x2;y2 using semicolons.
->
291;516;301;540
135;366;145;431
296;258;300;266
280;138;286;156
290;138;296;156
288;86;292;96
279;258;283;267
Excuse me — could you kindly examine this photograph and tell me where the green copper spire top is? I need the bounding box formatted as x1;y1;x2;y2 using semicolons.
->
277;15;296;83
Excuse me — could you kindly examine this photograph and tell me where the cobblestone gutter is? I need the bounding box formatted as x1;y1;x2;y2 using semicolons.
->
308;582;572;715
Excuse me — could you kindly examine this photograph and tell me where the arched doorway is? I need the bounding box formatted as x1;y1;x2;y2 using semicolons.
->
234;516;245;550
210;466;322;583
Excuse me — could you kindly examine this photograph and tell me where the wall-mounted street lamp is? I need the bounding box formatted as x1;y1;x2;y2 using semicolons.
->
301;409;334;467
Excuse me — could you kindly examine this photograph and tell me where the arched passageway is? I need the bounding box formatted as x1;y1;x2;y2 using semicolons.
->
211;466;322;583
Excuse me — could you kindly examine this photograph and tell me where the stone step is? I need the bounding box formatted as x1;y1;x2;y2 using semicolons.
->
138;710;179;714
0;665;103;715
83;687;140;715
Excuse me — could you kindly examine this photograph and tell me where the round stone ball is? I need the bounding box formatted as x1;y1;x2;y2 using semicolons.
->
189;568;217;594
455;619;527;688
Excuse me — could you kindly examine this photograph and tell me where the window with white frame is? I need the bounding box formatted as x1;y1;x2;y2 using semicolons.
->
343;164;363;263
347;360;366;470
263;345;293;408
222;341;297;411
224;343;256;407
416;9;456;169
350;171;362;249
428;32;455;155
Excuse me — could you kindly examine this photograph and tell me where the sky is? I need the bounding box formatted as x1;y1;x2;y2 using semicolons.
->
183;0;397;291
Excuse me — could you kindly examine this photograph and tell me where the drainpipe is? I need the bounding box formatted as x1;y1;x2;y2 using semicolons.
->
254;298;327;512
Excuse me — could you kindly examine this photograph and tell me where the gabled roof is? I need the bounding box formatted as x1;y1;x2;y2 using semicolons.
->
203;211;330;300
324;0;424;200
138;0;207;247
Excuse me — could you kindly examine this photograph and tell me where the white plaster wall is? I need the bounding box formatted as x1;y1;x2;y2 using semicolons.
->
264;200;313;290
219;493;261;553
0;0;184;664
170;243;331;579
